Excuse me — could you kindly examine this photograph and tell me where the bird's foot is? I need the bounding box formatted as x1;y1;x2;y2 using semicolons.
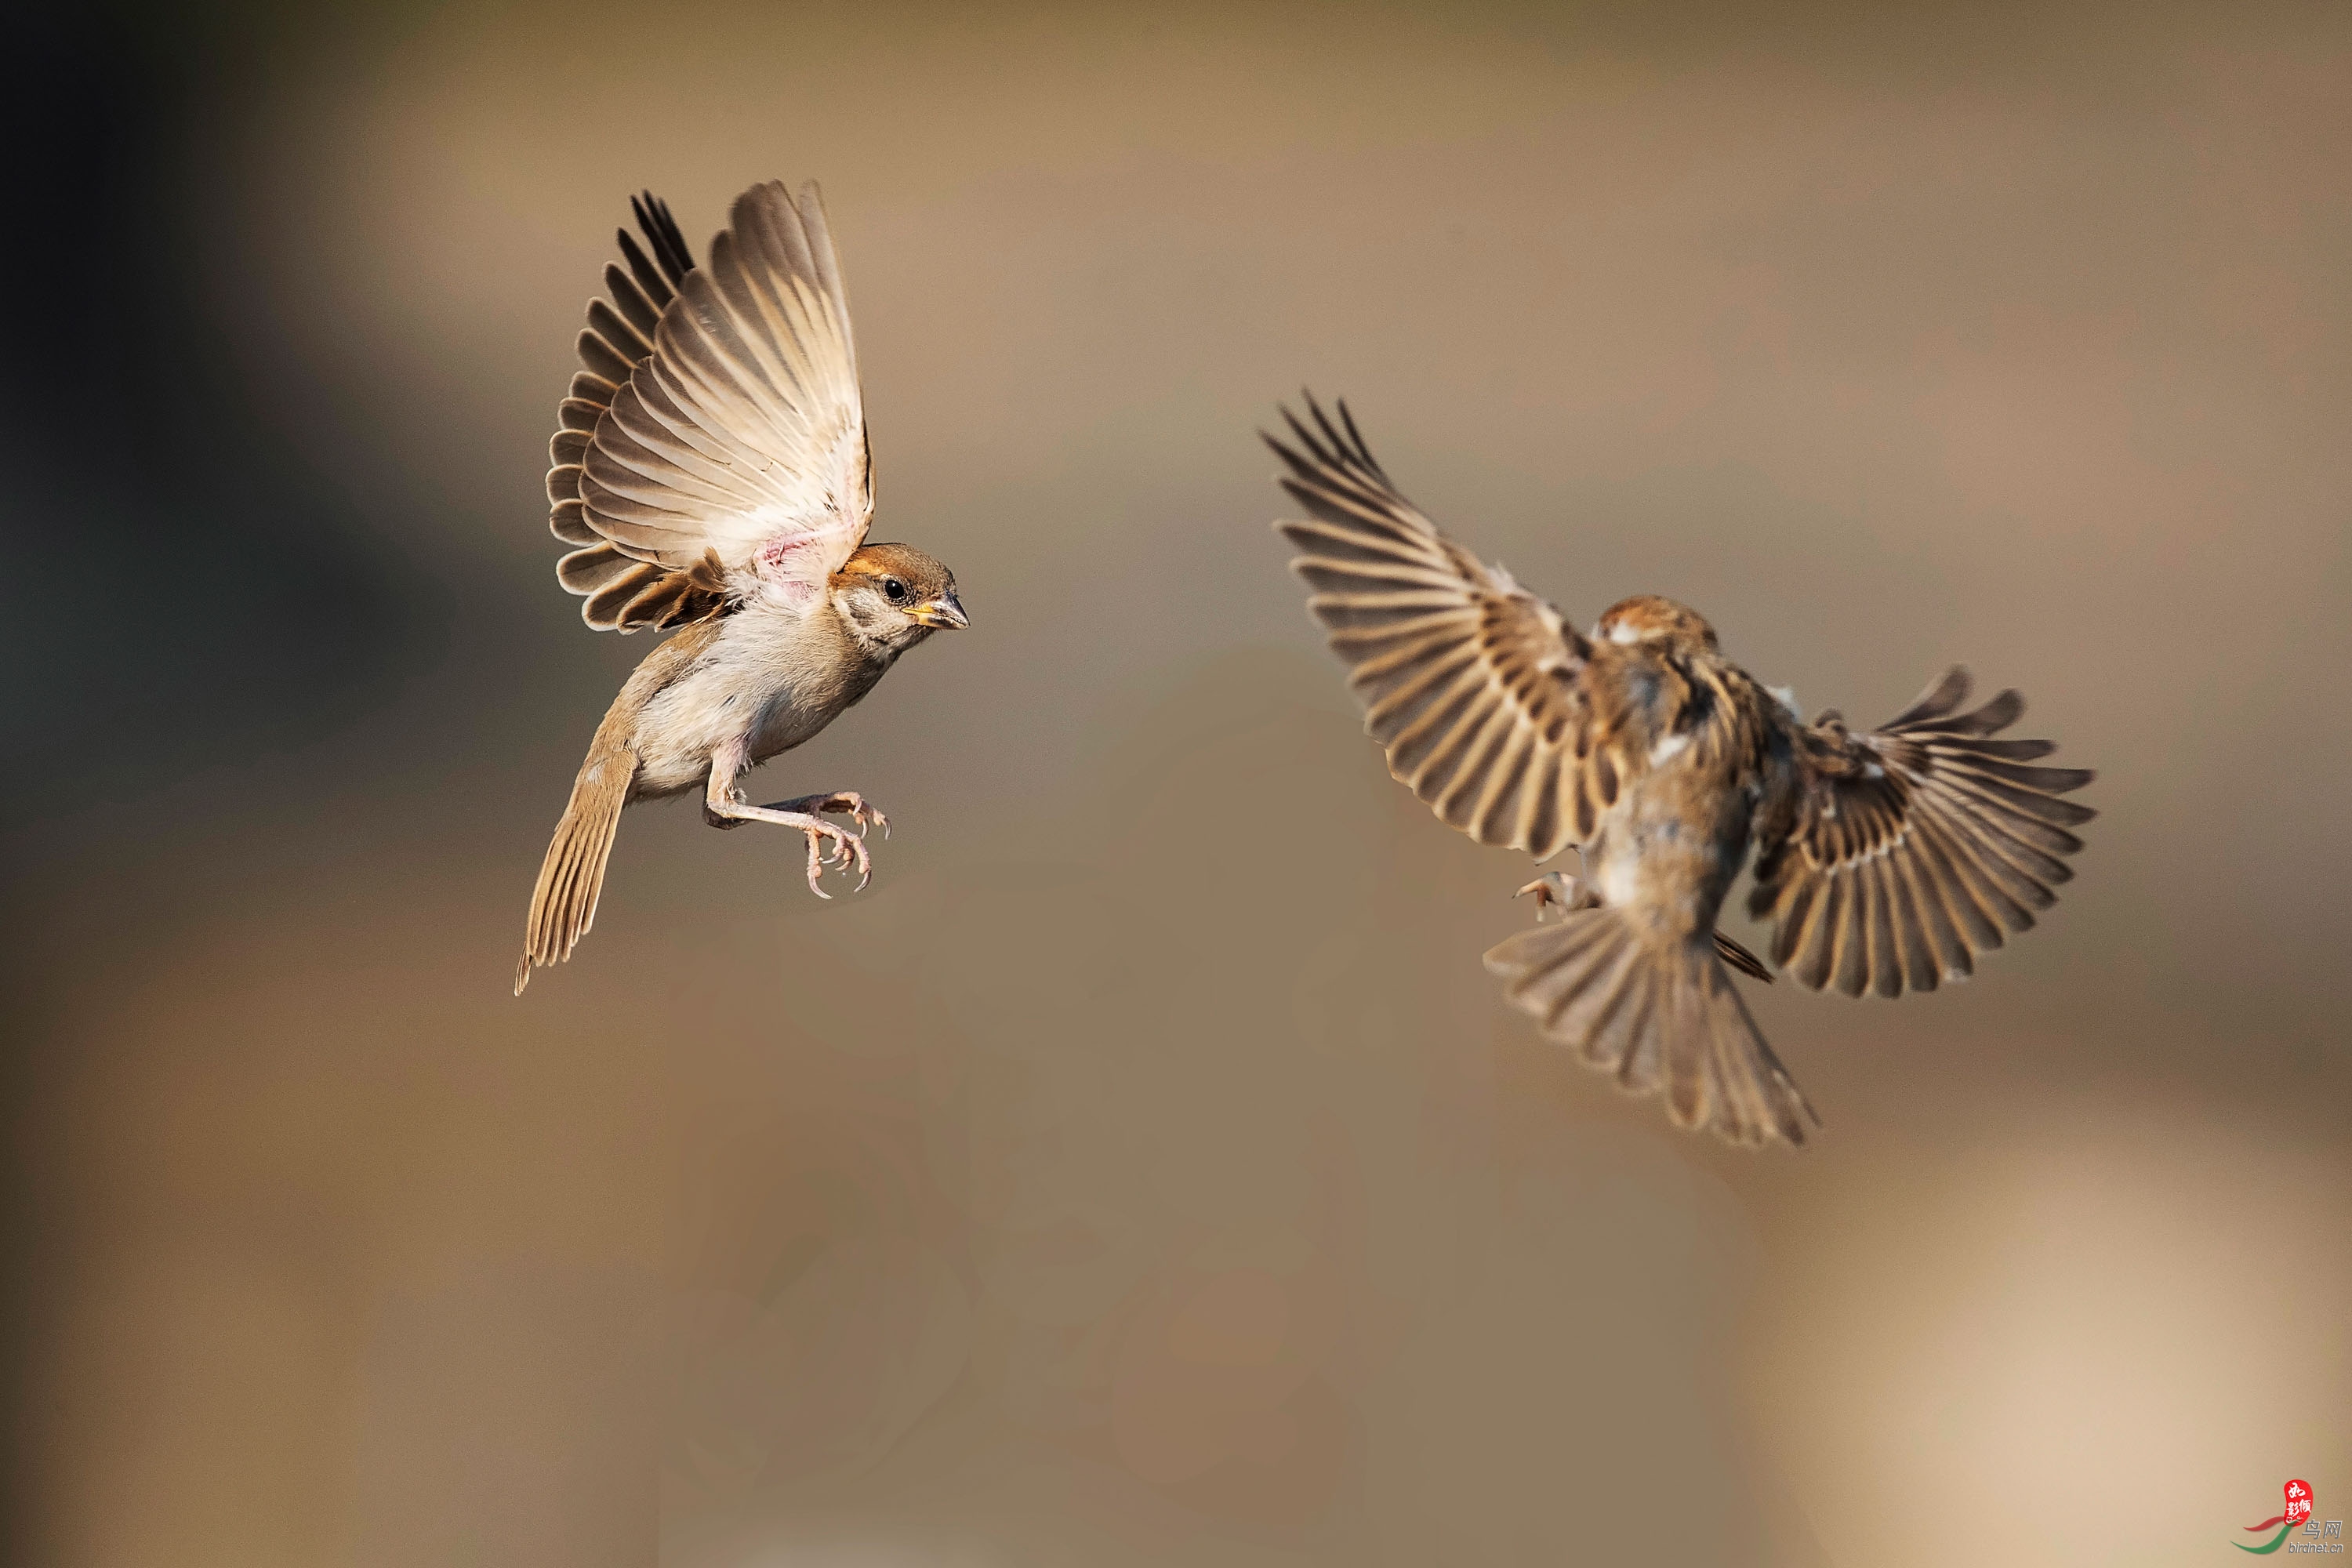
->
771;790;890;841
791;815;872;898
1515;871;1599;921
702;796;876;897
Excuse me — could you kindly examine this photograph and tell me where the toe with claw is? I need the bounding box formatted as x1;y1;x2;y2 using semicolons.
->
797;820;873;898
1515;871;1599;921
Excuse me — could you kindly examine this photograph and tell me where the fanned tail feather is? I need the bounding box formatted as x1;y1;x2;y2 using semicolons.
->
1484;908;1818;1147
516;746;636;993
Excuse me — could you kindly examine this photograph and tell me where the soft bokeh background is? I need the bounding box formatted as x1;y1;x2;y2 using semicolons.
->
5;2;2347;1563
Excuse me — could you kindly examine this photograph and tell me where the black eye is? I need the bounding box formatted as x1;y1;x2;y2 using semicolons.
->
882;578;907;602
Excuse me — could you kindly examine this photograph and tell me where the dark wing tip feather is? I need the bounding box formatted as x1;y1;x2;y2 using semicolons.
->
630;191;694;282
1334;398;1388;483
1270;390;1385;486
1316;392;1390;482
1909;688;2026;737
1967;688;2025;732
1279;402;1334;466
1885;666;1972;729
1265;436;1328;489
1305;394;1352;465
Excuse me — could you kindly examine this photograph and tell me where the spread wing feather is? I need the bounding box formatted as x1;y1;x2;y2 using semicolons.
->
1751;667;2095;997
543;194;727;632
1268;397;1624;861
545;182;870;632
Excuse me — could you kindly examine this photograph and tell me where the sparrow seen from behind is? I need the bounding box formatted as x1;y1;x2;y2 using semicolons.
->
1269;397;2094;1146
516;180;967;994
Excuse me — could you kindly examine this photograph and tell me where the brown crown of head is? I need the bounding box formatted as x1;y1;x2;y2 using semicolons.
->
833;541;967;630
1593;593;1719;652
837;542;955;598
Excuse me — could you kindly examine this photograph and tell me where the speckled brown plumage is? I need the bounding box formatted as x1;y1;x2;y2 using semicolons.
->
1270;396;2093;1146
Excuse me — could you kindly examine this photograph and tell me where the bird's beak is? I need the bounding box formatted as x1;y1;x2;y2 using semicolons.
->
909;590;968;630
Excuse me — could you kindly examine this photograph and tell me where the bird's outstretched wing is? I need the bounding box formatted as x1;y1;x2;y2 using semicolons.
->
1268;397;1627;861
1749;668;2096;997
548;180;871;632
546;192;719;630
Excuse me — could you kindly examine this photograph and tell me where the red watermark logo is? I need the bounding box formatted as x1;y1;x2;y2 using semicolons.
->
2238;1481;2341;1555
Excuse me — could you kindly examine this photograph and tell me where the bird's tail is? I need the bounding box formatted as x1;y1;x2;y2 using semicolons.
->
516;745;636;994
1483;906;1819;1146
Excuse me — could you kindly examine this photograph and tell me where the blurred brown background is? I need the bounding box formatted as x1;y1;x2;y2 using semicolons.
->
4;2;2347;1563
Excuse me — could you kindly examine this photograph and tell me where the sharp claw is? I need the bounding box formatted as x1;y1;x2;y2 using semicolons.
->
804;829;837;898
1515;872;1588;922
776;804;880;898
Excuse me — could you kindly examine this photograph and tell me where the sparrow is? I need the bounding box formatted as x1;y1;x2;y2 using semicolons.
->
1269;397;2094;1146
514;180;967;994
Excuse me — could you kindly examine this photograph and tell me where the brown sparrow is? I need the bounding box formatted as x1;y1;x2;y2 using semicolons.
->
515;181;967;993
1269;397;2093;1145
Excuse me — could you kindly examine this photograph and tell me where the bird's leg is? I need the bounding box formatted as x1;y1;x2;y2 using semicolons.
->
702;745;872;897
1515;869;1600;921
1515;867;1771;980
764;791;890;840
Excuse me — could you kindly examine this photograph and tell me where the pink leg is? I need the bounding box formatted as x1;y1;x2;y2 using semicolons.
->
1516;870;1601;921
768;790;889;840
702;746;875;897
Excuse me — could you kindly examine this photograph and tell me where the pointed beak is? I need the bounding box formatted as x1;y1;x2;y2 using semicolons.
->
909;590;968;630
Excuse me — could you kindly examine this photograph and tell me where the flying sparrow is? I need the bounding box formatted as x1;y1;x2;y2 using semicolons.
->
515;180;967;994
1269;397;2093;1145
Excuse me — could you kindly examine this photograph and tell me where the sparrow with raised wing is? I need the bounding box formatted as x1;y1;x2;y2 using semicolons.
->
1269;397;2093;1145
515;180;967;993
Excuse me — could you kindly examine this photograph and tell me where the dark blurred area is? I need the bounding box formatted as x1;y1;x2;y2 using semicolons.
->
2;4;426;1552
4;2;2347;1564
0;9;426;818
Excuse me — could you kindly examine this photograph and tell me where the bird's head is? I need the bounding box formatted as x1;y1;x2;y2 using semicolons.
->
1592;594;1717;654
832;543;968;651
